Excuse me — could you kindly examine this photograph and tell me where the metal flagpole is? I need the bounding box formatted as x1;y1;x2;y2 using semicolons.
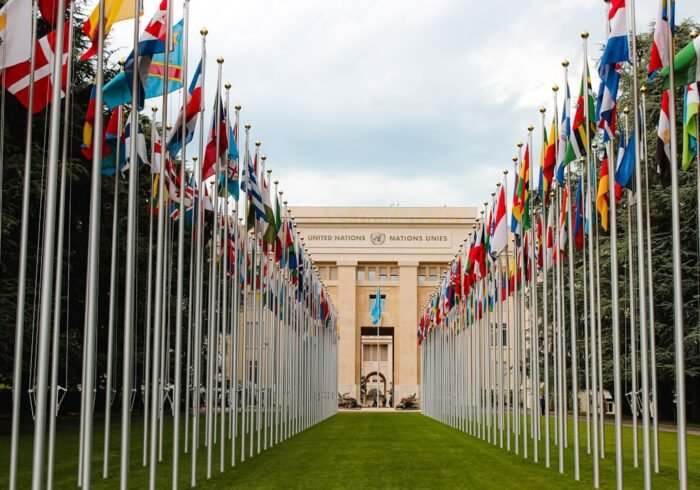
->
628;2;651;486
640;86;660;473
47;6;75;487
103;101;123;478
563;56;580;480
582;31;601;487
119;0;145;483
664;11;688;489
527;125;539;463
9;3;39;484
541;106;551;469
80;0;107;483
148;2;173;485
191;28;208;486
28;1;68;487
172;1;190;485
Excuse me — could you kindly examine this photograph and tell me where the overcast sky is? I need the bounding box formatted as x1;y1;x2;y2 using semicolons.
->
108;0;664;208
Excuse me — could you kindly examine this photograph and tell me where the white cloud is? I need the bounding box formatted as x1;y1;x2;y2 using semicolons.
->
98;0;660;209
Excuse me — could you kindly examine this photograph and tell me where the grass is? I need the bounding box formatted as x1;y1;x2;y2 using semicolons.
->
1;412;699;488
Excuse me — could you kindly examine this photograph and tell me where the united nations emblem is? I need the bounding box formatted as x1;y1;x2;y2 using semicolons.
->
370;232;386;246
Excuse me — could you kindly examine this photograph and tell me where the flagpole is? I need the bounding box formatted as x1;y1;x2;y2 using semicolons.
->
540;106;551;469
103;100;123;479
148;1;173;485
627;2;651;486
80;0;107;484
191;28;208;487
172;2;190;486
9;1;39;486
640;85;660;474
664;10;687;489
527;125;538;463
47;6;75;487
28;0;69;485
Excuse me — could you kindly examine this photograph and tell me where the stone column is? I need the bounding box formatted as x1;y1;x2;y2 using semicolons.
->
336;260;358;399
397;261;419;403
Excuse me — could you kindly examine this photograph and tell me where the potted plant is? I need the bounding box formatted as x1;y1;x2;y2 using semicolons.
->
396;393;419;410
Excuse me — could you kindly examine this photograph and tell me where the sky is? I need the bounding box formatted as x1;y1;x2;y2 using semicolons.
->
107;0;664;208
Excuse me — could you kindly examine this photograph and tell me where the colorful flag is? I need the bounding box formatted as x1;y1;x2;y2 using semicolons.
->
167;59;203;157
682;82;698;169
555;82;571;185
661;33;700;87
656;90;672;186
573;178;584;250
101;108;122;175
615;129;636;190
103;18;184;110
81;0;141;60
489;184;507;257
38;0;71;25
558;186;569;252
545;204;554;269
517;144;531;231
202;91;228;180
0;0;32;70
597;151;612;231
244;143;267;233
510;158;521;238
122;0;169;109
562;65;596;175
648;0;674;80
542;118;556;204
123;114;149;172
2;22;70;114
261;165;277;251
371;287;383;326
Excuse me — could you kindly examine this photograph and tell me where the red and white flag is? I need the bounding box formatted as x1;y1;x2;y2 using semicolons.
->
2;21;70;114
489;184;507;257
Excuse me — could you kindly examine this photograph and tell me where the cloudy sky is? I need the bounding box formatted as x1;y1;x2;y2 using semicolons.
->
109;0;662;208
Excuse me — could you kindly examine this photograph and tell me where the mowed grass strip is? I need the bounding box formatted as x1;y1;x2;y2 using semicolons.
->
1;412;699;488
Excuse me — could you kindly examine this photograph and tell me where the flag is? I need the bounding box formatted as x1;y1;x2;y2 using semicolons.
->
574;178;584;250
261;166;277;251
167;59;203;157
123;114;149;172
244;142;266;233
81;83;98;160
220;105;240;199
517;144;531;231
555;83;572;185
597;151;614;231
661;33;700;88
0;0;32;70
103;18;184;109
38;0;71;25
615;129;636;190
558;186;569;252
510;158;521;238
656;90;672;186
682;82;698;169
81;0;141;60
489;184;507;257
545;204;554;269
2;22;70;114
202;91;228;180
596;0;628;141
371;287;383;326
561;65;596;174
275;193;285;265
121;0;169;110
648;0;674;80
101;108;122;175
542;118;556;203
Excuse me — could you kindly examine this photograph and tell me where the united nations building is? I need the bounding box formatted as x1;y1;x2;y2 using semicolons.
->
294;206;476;406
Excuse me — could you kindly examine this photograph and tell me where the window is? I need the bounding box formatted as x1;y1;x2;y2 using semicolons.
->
390;267;399;281
368;267;377;281
329;267;338;280
429;267;438;281
502;325;509;347
369;294;386;312
363;344;388;362
418;267;426;282
379;267;387;281
357;268;365;281
318;266;327;280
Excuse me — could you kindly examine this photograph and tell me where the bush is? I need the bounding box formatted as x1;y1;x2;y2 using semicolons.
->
397;394;419;410
338;392;360;409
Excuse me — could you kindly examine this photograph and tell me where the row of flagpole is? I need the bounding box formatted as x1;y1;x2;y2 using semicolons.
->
3;0;339;488
419;1;696;489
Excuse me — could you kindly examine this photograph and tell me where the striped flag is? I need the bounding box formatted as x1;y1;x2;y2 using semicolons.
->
490;183;507;257
682;83;698;169
0;0;32;70
81;0;141;60
555;82;571;184
167;59;203;157
656;90;672;186
562;66;595;174
648;0;674;80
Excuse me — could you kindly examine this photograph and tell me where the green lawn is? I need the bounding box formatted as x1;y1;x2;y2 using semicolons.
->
1;412;699;488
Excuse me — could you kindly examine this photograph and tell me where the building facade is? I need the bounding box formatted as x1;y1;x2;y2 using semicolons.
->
293;206;475;406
